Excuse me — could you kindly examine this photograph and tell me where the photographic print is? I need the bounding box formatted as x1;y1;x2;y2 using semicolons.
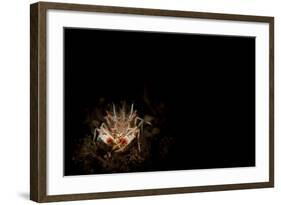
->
30;2;274;202
64;28;256;176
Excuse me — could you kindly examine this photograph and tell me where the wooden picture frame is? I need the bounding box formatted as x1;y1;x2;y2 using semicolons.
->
30;1;274;202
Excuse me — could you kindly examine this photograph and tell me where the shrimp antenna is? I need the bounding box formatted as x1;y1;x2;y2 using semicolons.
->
112;103;116;120
129;103;134;118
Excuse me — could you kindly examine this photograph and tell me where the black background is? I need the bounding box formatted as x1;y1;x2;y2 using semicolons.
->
64;28;255;175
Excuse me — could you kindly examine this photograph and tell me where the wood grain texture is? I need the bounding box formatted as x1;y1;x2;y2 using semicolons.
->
269;17;274;187
30;1;274;202
30;2;47;202
30;3;39;202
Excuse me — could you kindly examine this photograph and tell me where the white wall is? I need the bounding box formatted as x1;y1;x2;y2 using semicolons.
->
0;0;279;204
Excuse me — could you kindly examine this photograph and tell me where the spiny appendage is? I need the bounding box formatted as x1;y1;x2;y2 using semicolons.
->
93;103;151;153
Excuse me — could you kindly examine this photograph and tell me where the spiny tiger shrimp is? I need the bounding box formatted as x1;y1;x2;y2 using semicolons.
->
93;103;151;153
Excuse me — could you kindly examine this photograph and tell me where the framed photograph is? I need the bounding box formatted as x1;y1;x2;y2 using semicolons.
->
30;1;274;202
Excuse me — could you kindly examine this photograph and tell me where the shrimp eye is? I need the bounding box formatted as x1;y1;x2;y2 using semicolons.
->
106;137;114;145
119;137;128;145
